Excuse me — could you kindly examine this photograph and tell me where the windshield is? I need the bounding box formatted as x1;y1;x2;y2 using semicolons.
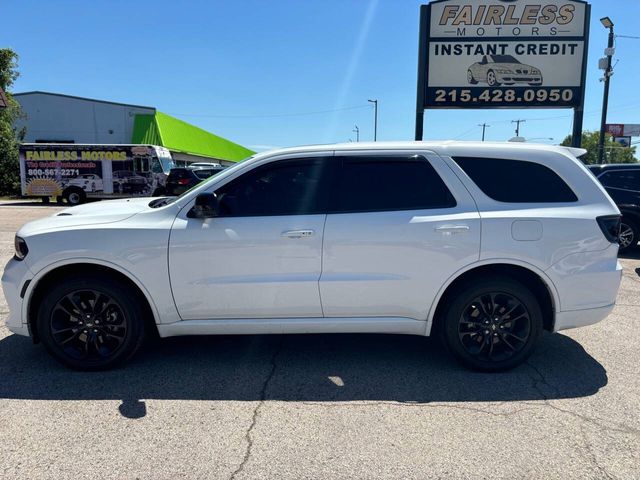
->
149;156;254;208
490;55;520;64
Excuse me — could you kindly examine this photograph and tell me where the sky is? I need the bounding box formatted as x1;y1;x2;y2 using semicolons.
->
2;0;640;151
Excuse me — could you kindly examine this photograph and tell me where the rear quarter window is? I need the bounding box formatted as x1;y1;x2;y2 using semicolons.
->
452;157;578;203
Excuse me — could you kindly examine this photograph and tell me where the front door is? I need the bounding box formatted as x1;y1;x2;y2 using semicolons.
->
319;152;481;321
169;155;336;320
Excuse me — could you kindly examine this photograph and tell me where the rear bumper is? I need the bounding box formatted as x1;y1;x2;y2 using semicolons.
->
554;303;615;332
546;244;622;312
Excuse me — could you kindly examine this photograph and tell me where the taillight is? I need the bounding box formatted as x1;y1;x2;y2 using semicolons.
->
177;179;190;185
597;215;621;243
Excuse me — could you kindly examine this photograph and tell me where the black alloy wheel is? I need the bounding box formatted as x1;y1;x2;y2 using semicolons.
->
442;278;543;371
457;292;531;363
618;218;638;253
37;275;145;370
50;289;128;361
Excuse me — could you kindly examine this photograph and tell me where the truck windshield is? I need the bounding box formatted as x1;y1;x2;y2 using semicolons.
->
158;153;176;174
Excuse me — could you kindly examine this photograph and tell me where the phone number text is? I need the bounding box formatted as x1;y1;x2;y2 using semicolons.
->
425;87;580;108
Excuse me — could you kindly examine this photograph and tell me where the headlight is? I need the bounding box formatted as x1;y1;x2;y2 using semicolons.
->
496;69;512;74
531;69;540;75
14;236;28;261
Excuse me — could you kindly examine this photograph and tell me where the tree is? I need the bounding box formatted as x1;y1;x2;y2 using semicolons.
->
0;49;25;196
561;131;637;164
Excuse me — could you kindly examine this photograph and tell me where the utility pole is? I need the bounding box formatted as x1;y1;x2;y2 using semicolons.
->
368;99;378;141
478;123;490;141
598;17;615;164
511;119;526;137
353;125;360;142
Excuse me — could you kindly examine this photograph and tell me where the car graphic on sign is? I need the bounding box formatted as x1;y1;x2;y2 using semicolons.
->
66;174;104;193
467;55;542;87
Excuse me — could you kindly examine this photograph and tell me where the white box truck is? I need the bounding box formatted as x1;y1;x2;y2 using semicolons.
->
19;143;176;205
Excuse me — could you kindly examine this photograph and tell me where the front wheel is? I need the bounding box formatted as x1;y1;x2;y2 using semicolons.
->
441;278;543;371
487;70;500;87
467;70;478;85
36;275;146;370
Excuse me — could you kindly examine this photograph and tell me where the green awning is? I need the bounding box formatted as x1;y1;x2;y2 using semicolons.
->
132;111;254;162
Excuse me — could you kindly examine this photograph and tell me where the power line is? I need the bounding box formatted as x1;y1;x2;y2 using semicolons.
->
165;104;371;119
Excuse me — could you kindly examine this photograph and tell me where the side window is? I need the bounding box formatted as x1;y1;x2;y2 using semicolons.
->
452;157;578;203
333;156;457;213
599;171;640;190
214;157;333;216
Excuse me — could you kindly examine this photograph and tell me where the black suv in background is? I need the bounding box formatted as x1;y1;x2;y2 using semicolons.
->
589;163;640;252
165;167;225;196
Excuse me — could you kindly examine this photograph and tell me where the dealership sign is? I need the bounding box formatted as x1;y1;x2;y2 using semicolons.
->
606;124;640;137
417;0;590;110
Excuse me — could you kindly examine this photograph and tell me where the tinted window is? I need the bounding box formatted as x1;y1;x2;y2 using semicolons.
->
334;156;456;213
598;170;640;191
452;157;578;203
215;158;333;216
193;169;222;180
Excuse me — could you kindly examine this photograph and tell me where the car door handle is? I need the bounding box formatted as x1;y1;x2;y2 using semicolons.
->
281;229;315;238
435;225;470;235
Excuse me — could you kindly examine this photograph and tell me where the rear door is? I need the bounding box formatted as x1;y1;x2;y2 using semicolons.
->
319;151;480;321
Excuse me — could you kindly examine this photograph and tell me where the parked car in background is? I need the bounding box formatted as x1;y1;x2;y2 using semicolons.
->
588;163;640;252
3;142;622;372
165;167;224;196
189;162;223;169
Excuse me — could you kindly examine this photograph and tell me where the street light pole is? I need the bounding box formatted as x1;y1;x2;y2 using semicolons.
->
368;99;378;141
353;125;360;142
598;17;615;164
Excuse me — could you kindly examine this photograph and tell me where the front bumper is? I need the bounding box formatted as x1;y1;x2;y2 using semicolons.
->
496;73;542;84
1;257;32;337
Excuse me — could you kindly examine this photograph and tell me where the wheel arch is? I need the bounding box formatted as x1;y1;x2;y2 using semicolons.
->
427;260;558;336
25;260;160;342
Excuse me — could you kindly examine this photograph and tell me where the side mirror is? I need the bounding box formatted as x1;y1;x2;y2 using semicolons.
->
188;192;219;219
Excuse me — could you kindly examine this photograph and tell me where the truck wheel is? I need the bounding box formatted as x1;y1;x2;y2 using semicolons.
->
63;188;86;206
152;187;166;197
440;278;543;372
36;274;146;370
41;197;50;204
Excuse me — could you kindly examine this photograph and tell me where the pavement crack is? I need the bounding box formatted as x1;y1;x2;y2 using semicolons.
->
229;336;284;480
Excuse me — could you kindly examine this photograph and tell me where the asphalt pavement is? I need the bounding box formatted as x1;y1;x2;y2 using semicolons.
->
0;200;638;479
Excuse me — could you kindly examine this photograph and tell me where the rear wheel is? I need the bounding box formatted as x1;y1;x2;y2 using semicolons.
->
36;275;146;370
618;217;639;253
41;196;50;204
441;278;543;371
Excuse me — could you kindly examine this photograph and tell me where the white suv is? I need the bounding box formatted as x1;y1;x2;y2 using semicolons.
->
2;142;622;371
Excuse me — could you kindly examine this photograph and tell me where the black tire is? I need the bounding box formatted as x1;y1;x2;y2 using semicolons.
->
467;70;478;85
152;187;166;197
36;274;146;370
618;217;639;253
440;278;543;372
41;196;50;204
63;187;86;206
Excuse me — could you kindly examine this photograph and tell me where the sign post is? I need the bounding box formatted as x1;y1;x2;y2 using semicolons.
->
415;0;590;147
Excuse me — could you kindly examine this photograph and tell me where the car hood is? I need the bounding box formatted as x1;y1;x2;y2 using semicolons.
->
18;197;154;236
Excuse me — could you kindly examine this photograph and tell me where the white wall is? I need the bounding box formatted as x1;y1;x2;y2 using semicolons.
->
15;92;155;144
